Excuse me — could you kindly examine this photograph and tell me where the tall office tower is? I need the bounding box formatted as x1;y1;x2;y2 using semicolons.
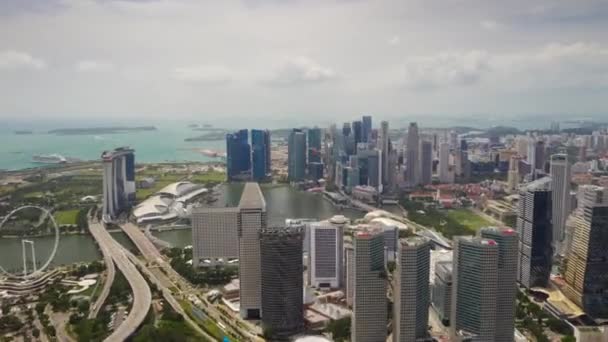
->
309;215;346;289
191;207;239;267
563;186;608;319
432;261;453;326
517;177;553;289
449;131;458;149
480;227;519;342
226;129;252;181
308;127;322;163
366;150;382;189
450;237;499;341
420;141;433;185
515;137;529;158
550;154;572;252
238;183;267;319
534;141;546;173
507;155;521;193
342;122;352;137
251;129;270;181
362;115;372;143
344;244;355;307
380;121;390;187
393;237;431;342
352;228;387;342
265;129;271;173
288;129;307;182
432;133;438;152
260;226;305;340
101;147;136;222
460;139;468;152
406;122;421;187
353;120;363;145
438;142;451;183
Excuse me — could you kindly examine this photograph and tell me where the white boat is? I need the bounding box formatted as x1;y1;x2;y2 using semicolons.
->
32;154;67;164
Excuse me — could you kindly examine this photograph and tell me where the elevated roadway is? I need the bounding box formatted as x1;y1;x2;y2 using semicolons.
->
88;223;116;319
88;222;152;342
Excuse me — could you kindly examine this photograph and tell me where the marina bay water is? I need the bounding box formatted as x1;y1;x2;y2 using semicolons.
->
0;184;364;271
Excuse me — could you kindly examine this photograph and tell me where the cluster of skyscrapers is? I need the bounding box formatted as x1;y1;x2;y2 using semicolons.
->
101;147;136;222
226;129;271;181
287;127;323;182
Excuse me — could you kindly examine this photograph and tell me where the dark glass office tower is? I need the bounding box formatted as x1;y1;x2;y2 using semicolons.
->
251;129;270;181
517;177;553;289
308;127;322;163
288;129;307;182
563;186;608;319
260;226;305;340
352;120;363;145
226;129;251;181
362;115;372;143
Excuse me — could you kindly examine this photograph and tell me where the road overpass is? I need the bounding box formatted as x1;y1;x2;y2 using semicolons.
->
88;223;116;319
121;222;253;341
88;222;152;342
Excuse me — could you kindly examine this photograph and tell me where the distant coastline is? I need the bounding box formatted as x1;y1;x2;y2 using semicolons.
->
48;126;157;135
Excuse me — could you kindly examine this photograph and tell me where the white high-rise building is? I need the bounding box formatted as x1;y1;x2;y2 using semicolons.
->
550;154;572;253
101;147;135;222
344;244;355;307
238;183;267;319
393;237;431;342
420;141;433;185
309;215;347;289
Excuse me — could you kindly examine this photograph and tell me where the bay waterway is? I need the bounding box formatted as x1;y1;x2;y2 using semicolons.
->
0;184;364;271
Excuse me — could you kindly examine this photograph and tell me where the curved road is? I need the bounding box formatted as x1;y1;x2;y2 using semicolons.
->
89;222;152;342
88;221;116;319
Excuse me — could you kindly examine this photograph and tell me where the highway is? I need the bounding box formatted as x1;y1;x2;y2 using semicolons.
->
116;243;216;341
88;222;152;342
88;223;116;319
120;223;256;341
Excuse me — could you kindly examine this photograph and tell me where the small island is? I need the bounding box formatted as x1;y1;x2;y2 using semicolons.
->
48;126;157;135
14;130;33;135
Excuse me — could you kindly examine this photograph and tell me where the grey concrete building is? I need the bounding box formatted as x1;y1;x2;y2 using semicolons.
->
550;154;572;253
451;236;499;342
481;227;519;342
432;261;453;326
260;225;305;340
238;182;267;319
352;228;387;342
393;237;431;342
420;141;433;185
191;207;239;267
345;244;355;307
406;122;421;187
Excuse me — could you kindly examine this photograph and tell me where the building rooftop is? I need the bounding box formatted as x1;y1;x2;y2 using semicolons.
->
238;182;266;210
480;226;517;236
101;146;134;160
522;176;552;191
401;236;430;247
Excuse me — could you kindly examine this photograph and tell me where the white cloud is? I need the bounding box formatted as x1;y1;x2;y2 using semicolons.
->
0;50;46;70
76;60;114;72
402;50;491;89
266;57;336;86
388;35;401;46
480;20;502;31
173;65;235;84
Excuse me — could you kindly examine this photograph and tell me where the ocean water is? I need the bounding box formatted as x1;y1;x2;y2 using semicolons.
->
1;114;596;171
0;124;225;171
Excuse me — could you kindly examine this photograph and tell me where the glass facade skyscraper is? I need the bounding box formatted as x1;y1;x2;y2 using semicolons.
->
352;120;363;145
308;127;322;163
251;129;270;181
226;129;251;181
362;115;372;143
288;129;307;182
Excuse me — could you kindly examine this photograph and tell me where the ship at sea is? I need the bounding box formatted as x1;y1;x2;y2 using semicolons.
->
32;154;68;164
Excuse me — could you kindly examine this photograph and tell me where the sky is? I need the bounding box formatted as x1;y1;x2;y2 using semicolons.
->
1;0;608;125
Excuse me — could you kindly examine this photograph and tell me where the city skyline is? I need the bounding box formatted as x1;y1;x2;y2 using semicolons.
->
2;1;608;121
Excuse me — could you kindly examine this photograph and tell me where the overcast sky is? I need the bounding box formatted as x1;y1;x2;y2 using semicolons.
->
1;0;608;124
